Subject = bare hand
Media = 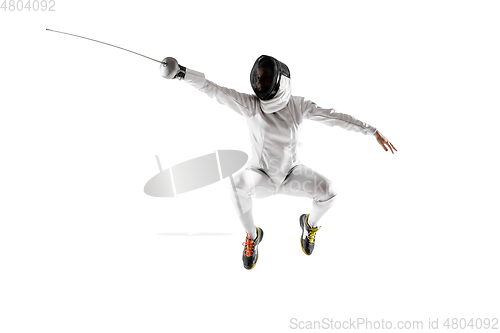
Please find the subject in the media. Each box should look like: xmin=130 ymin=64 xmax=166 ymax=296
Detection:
xmin=374 ymin=130 xmax=397 ymax=154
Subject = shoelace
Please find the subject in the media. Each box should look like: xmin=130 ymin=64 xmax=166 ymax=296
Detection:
xmin=307 ymin=226 xmax=321 ymax=244
xmin=242 ymin=233 xmax=255 ymax=257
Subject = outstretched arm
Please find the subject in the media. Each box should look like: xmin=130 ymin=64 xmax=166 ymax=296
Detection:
xmin=302 ymin=99 xmax=397 ymax=154
xmin=303 ymin=99 xmax=377 ymax=134
xmin=159 ymin=57 xmax=257 ymax=118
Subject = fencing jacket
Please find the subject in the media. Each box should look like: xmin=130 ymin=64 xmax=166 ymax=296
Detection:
xmin=183 ymin=70 xmax=377 ymax=186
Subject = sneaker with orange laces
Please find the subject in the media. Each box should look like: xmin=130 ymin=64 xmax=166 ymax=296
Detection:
xmin=300 ymin=214 xmax=321 ymax=255
xmin=242 ymin=227 xmax=264 ymax=270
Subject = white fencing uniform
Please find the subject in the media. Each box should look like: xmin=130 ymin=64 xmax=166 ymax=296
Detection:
xmin=183 ymin=70 xmax=377 ymax=237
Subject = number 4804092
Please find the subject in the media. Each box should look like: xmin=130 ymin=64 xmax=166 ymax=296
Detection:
xmin=1 ymin=0 xmax=56 ymax=11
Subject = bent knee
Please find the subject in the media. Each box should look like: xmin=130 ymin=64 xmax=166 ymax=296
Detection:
xmin=316 ymin=180 xmax=338 ymax=202
xmin=230 ymin=177 xmax=252 ymax=198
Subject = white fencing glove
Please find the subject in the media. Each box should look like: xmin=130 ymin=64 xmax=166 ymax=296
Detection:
xmin=159 ymin=57 xmax=186 ymax=79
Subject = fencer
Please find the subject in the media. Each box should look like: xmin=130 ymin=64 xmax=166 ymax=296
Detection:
xmin=160 ymin=55 xmax=397 ymax=270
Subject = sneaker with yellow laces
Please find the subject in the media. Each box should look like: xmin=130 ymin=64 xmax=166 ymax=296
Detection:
xmin=299 ymin=214 xmax=321 ymax=255
xmin=242 ymin=227 xmax=264 ymax=270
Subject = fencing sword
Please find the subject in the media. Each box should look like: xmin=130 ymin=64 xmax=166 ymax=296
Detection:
xmin=48 ymin=29 xmax=247 ymax=235
xmin=46 ymin=28 xmax=166 ymax=64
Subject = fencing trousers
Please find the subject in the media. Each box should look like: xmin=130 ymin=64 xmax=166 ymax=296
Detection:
xmin=229 ymin=164 xmax=337 ymax=238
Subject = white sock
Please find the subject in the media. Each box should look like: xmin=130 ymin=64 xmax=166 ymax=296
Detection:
xmin=308 ymin=195 xmax=336 ymax=227
xmin=240 ymin=209 xmax=257 ymax=239
xmin=230 ymin=186 xmax=257 ymax=239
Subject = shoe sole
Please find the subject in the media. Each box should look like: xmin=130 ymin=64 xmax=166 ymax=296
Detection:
xmin=247 ymin=253 xmax=259 ymax=270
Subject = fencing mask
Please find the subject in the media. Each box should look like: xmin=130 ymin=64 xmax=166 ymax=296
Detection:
xmin=250 ymin=55 xmax=291 ymax=113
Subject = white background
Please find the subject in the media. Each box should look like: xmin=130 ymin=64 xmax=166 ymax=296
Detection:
xmin=1 ymin=1 xmax=499 ymax=332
